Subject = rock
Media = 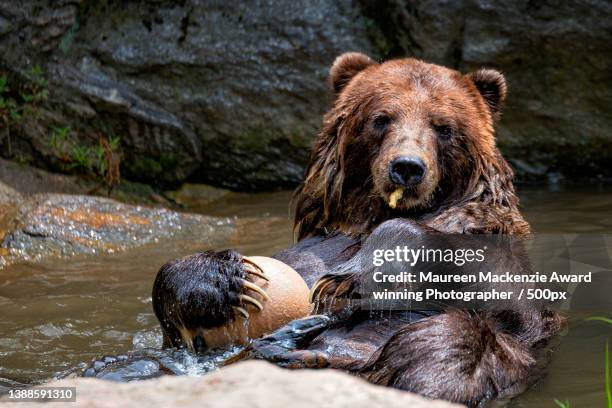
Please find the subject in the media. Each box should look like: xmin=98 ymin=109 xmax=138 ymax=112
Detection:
xmin=1 ymin=1 xmax=609 ymax=189
xmin=0 ymin=0 xmax=373 ymax=190
xmin=2 ymin=361 xmax=464 ymax=407
xmin=165 ymin=183 xmax=230 ymax=208
xmin=0 ymin=377 xmax=27 ymax=396
xmin=0 ymin=194 xmax=235 ymax=269
xmin=0 ymin=158 xmax=172 ymax=207
xmin=0 ymin=180 xmax=21 ymax=204
xmin=0 ymin=180 xmax=22 ymax=250
xmin=0 ymin=158 xmax=91 ymax=197
xmin=359 ymin=0 xmax=612 ymax=180
xmin=0 ymin=180 xmax=21 ymax=217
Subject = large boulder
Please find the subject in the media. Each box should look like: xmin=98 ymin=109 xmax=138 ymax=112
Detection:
xmin=359 ymin=0 xmax=612 ymax=179
xmin=1 ymin=1 xmax=610 ymax=189
xmin=1 ymin=361 xmax=463 ymax=407
xmin=0 ymin=193 xmax=235 ymax=268
xmin=0 ymin=0 xmax=373 ymax=190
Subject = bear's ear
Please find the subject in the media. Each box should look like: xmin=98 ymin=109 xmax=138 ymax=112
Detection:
xmin=466 ymin=69 xmax=507 ymax=118
xmin=329 ymin=52 xmax=377 ymax=94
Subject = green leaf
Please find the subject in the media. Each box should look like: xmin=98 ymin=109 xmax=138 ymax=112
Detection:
xmin=606 ymin=341 xmax=611 ymax=408
xmin=553 ymin=398 xmax=569 ymax=408
xmin=71 ymin=145 xmax=93 ymax=170
xmin=30 ymin=65 xmax=43 ymax=78
xmin=52 ymin=126 xmax=70 ymax=139
xmin=108 ymin=134 xmax=121 ymax=150
xmin=9 ymin=109 xmax=21 ymax=120
xmin=36 ymin=89 xmax=49 ymax=100
xmin=586 ymin=317 xmax=612 ymax=326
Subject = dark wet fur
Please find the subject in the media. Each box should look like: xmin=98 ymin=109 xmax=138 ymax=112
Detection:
xmin=152 ymin=250 xmax=247 ymax=347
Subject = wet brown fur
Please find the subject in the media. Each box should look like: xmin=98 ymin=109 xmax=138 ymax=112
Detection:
xmin=290 ymin=53 xmax=559 ymax=405
xmin=293 ymin=53 xmax=530 ymax=238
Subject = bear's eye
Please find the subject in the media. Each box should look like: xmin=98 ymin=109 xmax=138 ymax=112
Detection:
xmin=434 ymin=124 xmax=453 ymax=140
xmin=372 ymin=115 xmax=391 ymax=131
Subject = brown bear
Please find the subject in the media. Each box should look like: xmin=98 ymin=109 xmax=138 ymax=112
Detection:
xmin=90 ymin=53 xmax=563 ymax=406
xmin=294 ymin=52 xmax=530 ymax=237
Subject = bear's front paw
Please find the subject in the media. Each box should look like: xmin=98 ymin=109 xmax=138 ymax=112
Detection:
xmin=153 ymin=250 xmax=273 ymax=350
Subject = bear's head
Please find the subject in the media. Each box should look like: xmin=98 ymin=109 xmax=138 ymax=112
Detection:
xmin=294 ymin=52 xmax=516 ymax=238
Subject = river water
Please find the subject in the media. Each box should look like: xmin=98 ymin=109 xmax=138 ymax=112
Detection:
xmin=0 ymin=185 xmax=610 ymax=406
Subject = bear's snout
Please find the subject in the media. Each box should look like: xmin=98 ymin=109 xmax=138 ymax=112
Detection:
xmin=388 ymin=157 xmax=426 ymax=186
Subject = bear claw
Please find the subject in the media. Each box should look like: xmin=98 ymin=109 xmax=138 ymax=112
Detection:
xmin=242 ymin=257 xmax=269 ymax=281
xmin=232 ymin=305 xmax=250 ymax=319
xmin=240 ymin=279 xmax=269 ymax=300
xmin=309 ymin=273 xmax=358 ymax=316
xmin=309 ymin=275 xmax=335 ymax=302
xmin=239 ymin=294 xmax=264 ymax=311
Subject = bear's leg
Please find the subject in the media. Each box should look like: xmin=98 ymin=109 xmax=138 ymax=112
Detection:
xmin=152 ymin=250 xmax=269 ymax=351
xmin=360 ymin=309 xmax=562 ymax=406
xmin=222 ymin=315 xmax=332 ymax=368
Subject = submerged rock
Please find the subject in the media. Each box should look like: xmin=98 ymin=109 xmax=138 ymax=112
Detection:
xmin=0 ymin=194 xmax=235 ymax=269
xmin=165 ymin=183 xmax=230 ymax=208
xmin=3 ymin=361 xmax=463 ymax=407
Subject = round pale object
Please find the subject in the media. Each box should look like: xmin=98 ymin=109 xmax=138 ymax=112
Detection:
xmin=202 ymin=256 xmax=312 ymax=347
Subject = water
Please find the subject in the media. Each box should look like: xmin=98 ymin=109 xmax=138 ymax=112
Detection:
xmin=0 ymin=185 xmax=611 ymax=406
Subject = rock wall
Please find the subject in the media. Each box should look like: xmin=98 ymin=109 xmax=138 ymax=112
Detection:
xmin=0 ymin=0 xmax=372 ymax=190
xmin=360 ymin=0 xmax=612 ymax=180
xmin=0 ymin=0 xmax=610 ymax=189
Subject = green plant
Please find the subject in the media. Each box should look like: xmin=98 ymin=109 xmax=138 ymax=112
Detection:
xmin=554 ymin=399 xmax=570 ymax=408
xmin=0 ymin=67 xmax=49 ymax=156
xmin=107 ymin=133 xmax=120 ymax=150
xmin=585 ymin=316 xmax=612 ymax=408
xmin=94 ymin=143 xmax=106 ymax=175
xmin=69 ymin=145 xmax=93 ymax=171
xmin=49 ymin=126 xmax=71 ymax=149
xmin=0 ymin=75 xmax=18 ymax=155
xmin=0 ymin=76 xmax=18 ymax=113
xmin=19 ymin=66 xmax=48 ymax=119
xmin=2 ymin=66 xmax=49 ymax=120
xmin=0 ymin=75 xmax=19 ymax=119
xmin=92 ymin=133 xmax=120 ymax=175
xmin=47 ymin=125 xmax=122 ymax=194
xmin=587 ymin=316 xmax=612 ymax=326
xmin=24 ymin=65 xmax=49 ymax=100
xmin=12 ymin=152 xmax=32 ymax=165
xmin=553 ymin=316 xmax=612 ymax=407
xmin=606 ymin=341 xmax=611 ymax=408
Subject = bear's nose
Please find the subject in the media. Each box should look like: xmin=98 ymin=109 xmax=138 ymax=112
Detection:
xmin=388 ymin=157 xmax=426 ymax=186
